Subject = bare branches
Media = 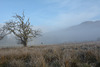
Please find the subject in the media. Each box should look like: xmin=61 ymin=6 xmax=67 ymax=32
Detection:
xmin=0 ymin=26 xmax=10 ymax=40
xmin=5 ymin=12 xmax=41 ymax=46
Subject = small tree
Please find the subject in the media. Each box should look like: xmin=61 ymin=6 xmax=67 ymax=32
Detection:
xmin=5 ymin=12 xmax=41 ymax=47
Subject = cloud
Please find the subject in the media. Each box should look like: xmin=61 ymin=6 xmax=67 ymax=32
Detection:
xmin=27 ymin=0 xmax=100 ymax=33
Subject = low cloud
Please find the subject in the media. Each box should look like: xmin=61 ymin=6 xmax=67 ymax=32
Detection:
xmin=28 ymin=0 xmax=100 ymax=33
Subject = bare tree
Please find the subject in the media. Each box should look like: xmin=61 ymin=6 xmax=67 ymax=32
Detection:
xmin=5 ymin=12 xmax=41 ymax=47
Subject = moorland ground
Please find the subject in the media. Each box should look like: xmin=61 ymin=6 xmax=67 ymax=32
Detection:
xmin=0 ymin=41 xmax=100 ymax=67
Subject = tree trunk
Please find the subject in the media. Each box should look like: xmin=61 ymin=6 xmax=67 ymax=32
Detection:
xmin=23 ymin=41 xmax=27 ymax=47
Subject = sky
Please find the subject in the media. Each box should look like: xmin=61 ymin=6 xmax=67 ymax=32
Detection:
xmin=0 ymin=0 xmax=100 ymax=32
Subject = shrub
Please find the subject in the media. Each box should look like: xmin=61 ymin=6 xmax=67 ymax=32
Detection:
xmin=76 ymin=51 xmax=97 ymax=64
xmin=43 ymin=49 xmax=61 ymax=67
xmin=9 ymin=59 xmax=25 ymax=67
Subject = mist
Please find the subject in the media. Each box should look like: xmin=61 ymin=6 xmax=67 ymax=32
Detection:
xmin=34 ymin=20 xmax=100 ymax=45
xmin=0 ymin=20 xmax=100 ymax=46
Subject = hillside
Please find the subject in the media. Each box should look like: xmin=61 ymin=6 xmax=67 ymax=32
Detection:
xmin=36 ymin=21 xmax=100 ymax=44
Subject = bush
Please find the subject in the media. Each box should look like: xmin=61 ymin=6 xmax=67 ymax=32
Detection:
xmin=43 ymin=49 xmax=61 ymax=67
xmin=9 ymin=59 xmax=25 ymax=67
xmin=76 ymin=51 xmax=97 ymax=64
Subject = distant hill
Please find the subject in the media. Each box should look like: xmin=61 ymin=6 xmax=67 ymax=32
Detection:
xmin=35 ymin=20 xmax=100 ymax=44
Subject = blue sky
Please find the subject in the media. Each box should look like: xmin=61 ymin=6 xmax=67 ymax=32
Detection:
xmin=0 ymin=0 xmax=100 ymax=32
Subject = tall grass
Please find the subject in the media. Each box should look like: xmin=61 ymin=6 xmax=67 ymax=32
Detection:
xmin=0 ymin=42 xmax=100 ymax=67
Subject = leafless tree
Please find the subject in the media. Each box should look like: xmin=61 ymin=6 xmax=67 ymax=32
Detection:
xmin=5 ymin=12 xmax=41 ymax=47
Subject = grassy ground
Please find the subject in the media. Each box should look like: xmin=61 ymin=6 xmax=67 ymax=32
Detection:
xmin=0 ymin=42 xmax=100 ymax=67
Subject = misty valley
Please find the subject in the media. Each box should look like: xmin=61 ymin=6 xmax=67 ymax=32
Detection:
xmin=0 ymin=0 xmax=100 ymax=67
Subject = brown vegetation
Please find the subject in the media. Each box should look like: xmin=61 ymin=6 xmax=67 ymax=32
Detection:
xmin=0 ymin=42 xmax=100 ymax=67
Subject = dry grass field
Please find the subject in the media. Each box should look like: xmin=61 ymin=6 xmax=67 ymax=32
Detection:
xmin=0 ymin=41 xmax=100 ymax=67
